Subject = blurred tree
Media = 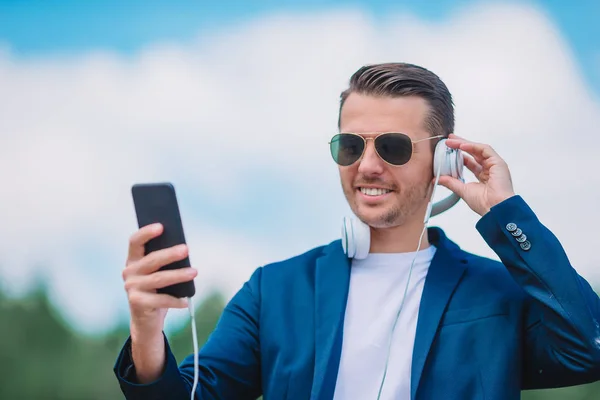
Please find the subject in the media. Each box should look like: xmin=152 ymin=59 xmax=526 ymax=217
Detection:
xmin=0 ymin=285 xmax=224 ymax=400
xmin=0 ymin=284 xmax=598 ymax=399
xmin=170 ymin=290 xmax=226 ymax=363
xmin=523 ymin=383 xmax=600 ymax=400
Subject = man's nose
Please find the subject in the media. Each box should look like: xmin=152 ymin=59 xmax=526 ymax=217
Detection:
xmin=357 ymin=140 xmax=385 ymax=176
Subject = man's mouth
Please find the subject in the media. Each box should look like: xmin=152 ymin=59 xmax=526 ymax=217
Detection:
xmin=358 ymin=187 xmax=393 ymax=196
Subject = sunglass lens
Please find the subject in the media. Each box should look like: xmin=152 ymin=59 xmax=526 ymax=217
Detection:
xmin=375 ymin=133 xmax=413 ymax=165
xmin=330 ymin=134 xmax=364 ymax=166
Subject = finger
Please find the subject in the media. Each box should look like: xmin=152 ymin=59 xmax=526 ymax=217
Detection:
xmin=133 ymin=244 xmax=189 ymax=275
xmin=442 ymin=136 xmax=472 ymax=152
xmin=128 ymin=291 xmax=190 ymax=310
xmin=445 ymin=135 xmax=487 ymax=152
xmin=444 ymin=137 xmax=493 ymax=175
xmin=126 ymin=267 xmax=197 ymax=292
xmin=444 ymin=140 xmax=485 ymax=165
xmin=447 ymin=133 xmax=467 ymax=141
xmin=448 ymin=133 xmax=472 ymax=142
xmin=437 ymin=175 xmax=465 ymax=198
xmin=463 ymin=153 xmax=484 ymax=179
xmin=127 ymin=223 xmax=163 ymax=264
xmin=456 ymin=142 xmax=500 ymax=164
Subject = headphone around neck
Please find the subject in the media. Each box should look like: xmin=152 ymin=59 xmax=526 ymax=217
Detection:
xmin=341 ymin=138 xmax=464 ymax=260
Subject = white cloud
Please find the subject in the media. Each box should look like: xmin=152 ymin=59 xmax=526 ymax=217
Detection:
xmin=0 ymin=3 xmax=599 ymax=334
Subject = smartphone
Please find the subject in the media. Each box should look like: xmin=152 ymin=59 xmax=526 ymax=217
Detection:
xmin=131 ymin=182 xmax=196 ymax=298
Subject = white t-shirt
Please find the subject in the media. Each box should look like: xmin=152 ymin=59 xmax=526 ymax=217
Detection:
xmin=332 ymin=245 xmax=436 ymax=400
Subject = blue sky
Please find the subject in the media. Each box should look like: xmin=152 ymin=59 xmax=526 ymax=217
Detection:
xmin=1 ymin=0 xmax=599 ymax=96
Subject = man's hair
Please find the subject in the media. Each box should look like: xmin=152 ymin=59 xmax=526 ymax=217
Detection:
xmin=338 ymin=62 xmax=455 ymax=141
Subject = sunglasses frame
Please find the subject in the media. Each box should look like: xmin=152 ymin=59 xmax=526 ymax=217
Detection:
xmin=329 ymin=132 xmax=444 ymax=167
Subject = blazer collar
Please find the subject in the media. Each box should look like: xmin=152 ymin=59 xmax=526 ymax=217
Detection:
xmin=311 ymin=239 xmax=351 ymax=400
xmin=410 ymin=227 xmax=468 ymax=399
xmin=310 ymin=227 xmax=468 ymax=400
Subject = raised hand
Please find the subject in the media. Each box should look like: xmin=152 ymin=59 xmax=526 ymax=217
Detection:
xmin=122 ymin=223 xmax=198 ymax=383
xmin=437 ymin=134 xmax=516 ymax=216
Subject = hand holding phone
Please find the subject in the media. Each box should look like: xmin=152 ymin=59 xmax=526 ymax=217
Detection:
xmin=122 ymin=183 xmax=198 ymax=383
xmin=128 ymin=182 xmax=196 ymax=298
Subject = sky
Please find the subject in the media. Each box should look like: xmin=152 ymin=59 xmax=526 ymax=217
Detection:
xmin=1 ymin=0 xmax=599 ymax=335
xmin=1 ymin=0 xmax=599 ymax=96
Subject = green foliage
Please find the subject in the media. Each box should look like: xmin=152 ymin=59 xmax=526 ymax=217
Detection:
xmin=1 ymin=286 xmax=599 ymax=399
xmin=0 ymin=286 xmax=224 ymax=400
xmin=523 ymin=384 xmax=600 ymax=400
xmin=169 ymin=290 xmax=226 ymax=364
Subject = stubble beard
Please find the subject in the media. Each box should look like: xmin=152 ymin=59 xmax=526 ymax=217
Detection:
xmin=344 ymin=180 xmax=431 ymax=229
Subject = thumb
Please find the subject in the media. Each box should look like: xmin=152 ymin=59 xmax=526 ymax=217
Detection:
xmin=437 ymin=176 xmax=465 ymax=197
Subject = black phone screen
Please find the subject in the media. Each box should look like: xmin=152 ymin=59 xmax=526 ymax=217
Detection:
xmin=131 ymin=182 xmax=196 ymax=298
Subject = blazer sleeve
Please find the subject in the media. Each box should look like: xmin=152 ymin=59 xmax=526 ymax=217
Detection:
xmin=475 ymin=195 xmax=600 ymax=389
xmin=113 ymin=267 xmax=264 ymax=400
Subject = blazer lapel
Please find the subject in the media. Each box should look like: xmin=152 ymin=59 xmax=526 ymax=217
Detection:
xmin=311 ymin=240 xmax=351 ymax=400
xmin=411 ymin=228 xmax=468 ymax=400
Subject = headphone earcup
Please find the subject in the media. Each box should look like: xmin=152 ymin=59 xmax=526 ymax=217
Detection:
xmin=455 ymin=150 xmax=464 ymax=180
xmin=433 ymin=138 xmax=464 ymax=180
xmin=341 ymin=216 xmax=370 ymax=260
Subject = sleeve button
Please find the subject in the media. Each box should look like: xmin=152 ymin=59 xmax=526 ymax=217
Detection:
xmin=520 ymin=241 xmax=531 ymax=251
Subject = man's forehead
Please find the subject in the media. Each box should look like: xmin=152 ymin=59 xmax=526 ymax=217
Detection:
xmin=339 ymin=93 xmax=430 ymax=138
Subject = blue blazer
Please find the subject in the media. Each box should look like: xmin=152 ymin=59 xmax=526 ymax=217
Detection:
xmin=114 ymin=196 xmax=600 ymax=399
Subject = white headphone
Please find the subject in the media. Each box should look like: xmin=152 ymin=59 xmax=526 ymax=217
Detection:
xmin=341 ymin=138 xmax=464 ymax=259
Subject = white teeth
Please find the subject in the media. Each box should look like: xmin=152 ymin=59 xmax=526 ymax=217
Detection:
xmin=360 ymin=187 xmax=391 ymax=196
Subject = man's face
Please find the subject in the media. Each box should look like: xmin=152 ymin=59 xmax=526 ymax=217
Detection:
xmin=338 ymin=93 xmax=435 ymax=229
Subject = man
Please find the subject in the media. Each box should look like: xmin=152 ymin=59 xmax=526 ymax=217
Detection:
xmin=114 ymin=63 xmax=600 ymax=399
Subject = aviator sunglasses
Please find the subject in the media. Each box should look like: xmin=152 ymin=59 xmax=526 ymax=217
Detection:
xmin=329 ymin=132 xmax=443 ymax=167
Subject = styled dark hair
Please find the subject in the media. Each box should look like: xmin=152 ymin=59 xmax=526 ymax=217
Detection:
xmin=338 ymin=62 xmax=455 ymax=141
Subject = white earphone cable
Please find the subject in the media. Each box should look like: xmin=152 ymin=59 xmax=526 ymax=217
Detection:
xmin=376 ymin=151 xmax=444 ymax=399
xmin=187 ymin=296 xmax=199 ymax=400
xmin=375 ymin=223 xmax=428 ymax=399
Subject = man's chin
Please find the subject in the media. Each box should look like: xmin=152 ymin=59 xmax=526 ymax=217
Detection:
xmin=353 ymin=208 xmax=399 ymax=228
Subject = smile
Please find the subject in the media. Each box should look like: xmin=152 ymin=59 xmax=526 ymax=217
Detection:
xmin=359 ymin=187 xmax=392 ymax=196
